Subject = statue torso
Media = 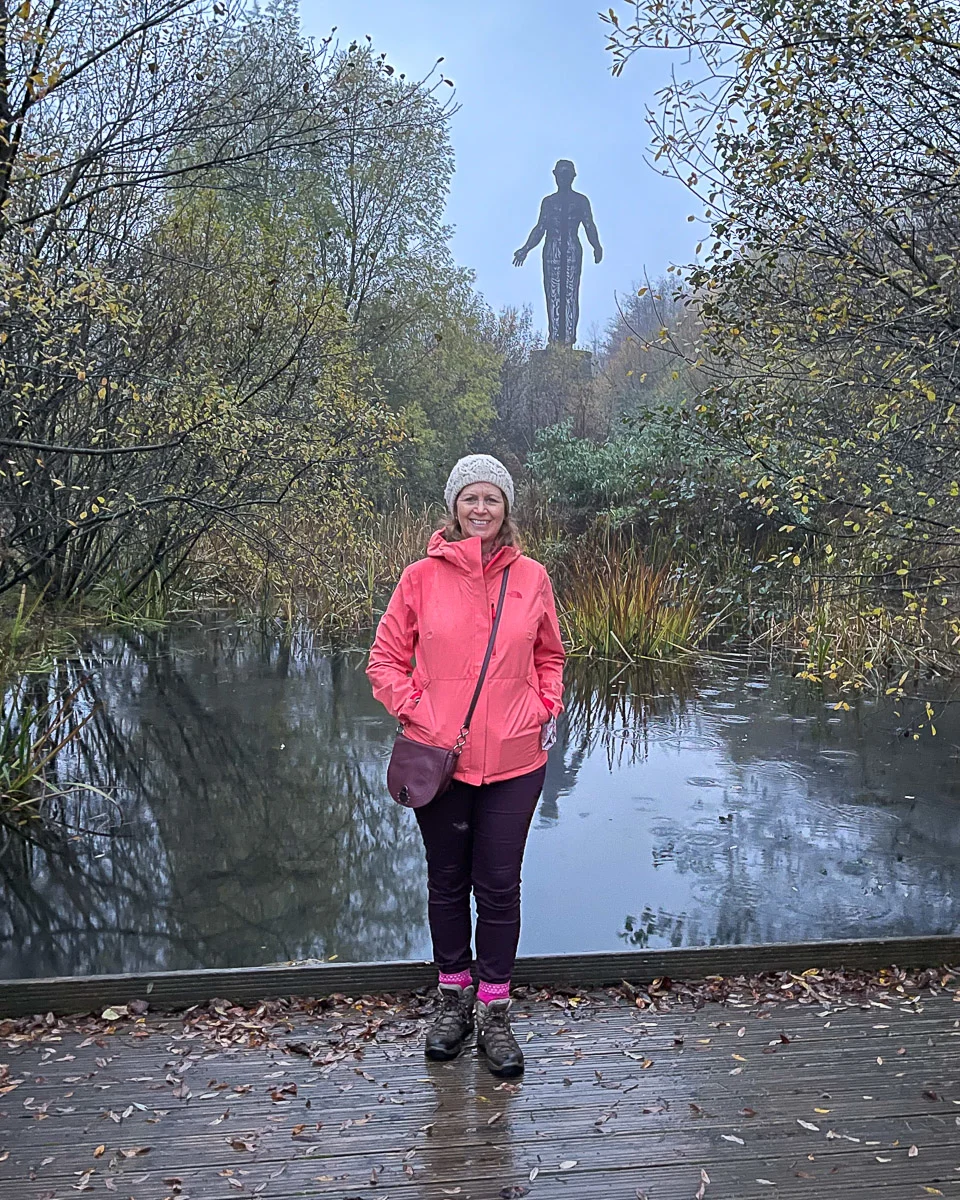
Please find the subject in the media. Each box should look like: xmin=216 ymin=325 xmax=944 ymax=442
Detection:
xmin=541 ymin=190 xmax=590 ymax=240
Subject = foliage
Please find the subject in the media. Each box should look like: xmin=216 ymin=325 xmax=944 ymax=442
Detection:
xmin=0 ymin=0 xmax=477 ymax=607
xmin=378 ymin=279 xmax=502 ymax=500
xmin=605 ymin=0 xmax=960 ymax=681
xmin=189 ymin=495 xmax=441 ymax=633
xmin=554 ymin=524 xmax=707 ymax=661
xmin=598 ymin=279 xmax=695 ymax=419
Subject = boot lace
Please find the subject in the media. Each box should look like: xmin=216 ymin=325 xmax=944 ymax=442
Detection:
xmin=482 ymin=1004 xmax=519 ymax=1056
xmin=432 ymin=989 xmax=470 ymax=1037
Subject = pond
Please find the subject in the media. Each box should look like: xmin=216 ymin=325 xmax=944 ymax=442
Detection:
xmin=2 ymin=623 xmax=959 ymax=980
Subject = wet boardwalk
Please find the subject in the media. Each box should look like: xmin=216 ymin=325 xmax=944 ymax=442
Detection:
xmin=2 ymin=970 xmax=959 ymax=1200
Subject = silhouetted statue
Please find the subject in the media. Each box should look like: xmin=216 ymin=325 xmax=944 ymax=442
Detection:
xmin=514 ymin=160 xmax=602 ymax=345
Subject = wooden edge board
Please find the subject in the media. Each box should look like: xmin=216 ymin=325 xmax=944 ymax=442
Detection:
xmin=1 ymin=934 xmax=958 ymax=1018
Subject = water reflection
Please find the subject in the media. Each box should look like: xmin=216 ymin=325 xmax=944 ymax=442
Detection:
xmin=1 ymin=627 xmax=427 ymax=978
xmin=2 ymin=625 xmax=959 ymax=980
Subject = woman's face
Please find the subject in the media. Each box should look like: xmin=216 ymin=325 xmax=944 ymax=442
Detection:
xmin=456 ymin=483 xmax=506 ymax=547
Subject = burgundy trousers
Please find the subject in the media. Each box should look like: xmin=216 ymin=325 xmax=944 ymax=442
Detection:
xmin=414 ymin=765 xmax=546 ymax=984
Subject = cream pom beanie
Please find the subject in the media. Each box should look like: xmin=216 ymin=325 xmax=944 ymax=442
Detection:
xmin=443 ymin=454 xmax=515 ymax=515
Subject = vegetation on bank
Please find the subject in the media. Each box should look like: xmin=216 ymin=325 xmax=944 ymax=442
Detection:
xmin=2 ymin=0 xmax=959 ymax=701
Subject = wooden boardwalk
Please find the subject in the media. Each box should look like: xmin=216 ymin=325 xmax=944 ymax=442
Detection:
xmin=2 ymin=971 xmax=960 ymax=1199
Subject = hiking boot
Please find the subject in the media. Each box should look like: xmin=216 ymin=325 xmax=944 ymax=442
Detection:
xmin=424 ymin=984 xmax=476 ymax=1060
xmin=476 ymin=997 xmax=524 ymax=1077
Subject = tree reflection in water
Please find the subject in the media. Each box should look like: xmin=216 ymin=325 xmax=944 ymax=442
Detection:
xmin=0 ymin=625 xmax=428 ymax=978
xmin=3 ymin=631 xmax=960 ymax=979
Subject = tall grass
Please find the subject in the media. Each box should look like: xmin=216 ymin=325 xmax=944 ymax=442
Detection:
xmin=0 ymin=585 xmax=78 ymax=681
xmin=182 ymin=495 xmax=441 ymax=635
xmin=791 ymin=573 xmax=955 ymax=691
xmin=0 ymin=678 xmax=102 ymax=839
xmin=544 ymin=524 xmax=714 ymax=662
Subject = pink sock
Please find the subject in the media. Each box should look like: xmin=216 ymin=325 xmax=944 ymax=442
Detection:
xmin=477 ymin=981 xmax=510 ymax=1005
xmin=438 ymin=970 xmax=472 ymax=989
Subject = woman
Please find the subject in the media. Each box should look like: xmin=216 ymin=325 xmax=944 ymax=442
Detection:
xmin=367 ymin=454 xmax=565 ymax=1077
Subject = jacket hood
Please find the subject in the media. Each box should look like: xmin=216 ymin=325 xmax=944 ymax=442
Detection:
xmin=426 ymin=528 xmax=521 ymax=574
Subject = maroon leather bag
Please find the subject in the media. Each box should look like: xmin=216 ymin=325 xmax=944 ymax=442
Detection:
xmin=387 ymin=567 xmax=510 ymax=808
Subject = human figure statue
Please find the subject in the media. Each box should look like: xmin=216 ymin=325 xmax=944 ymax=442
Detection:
xmin=513 ymin=160 xmax=602 ymax=346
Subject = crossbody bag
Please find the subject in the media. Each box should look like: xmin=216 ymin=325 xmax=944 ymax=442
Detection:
xmin=386 ymin=566 xmax=510 ymax=809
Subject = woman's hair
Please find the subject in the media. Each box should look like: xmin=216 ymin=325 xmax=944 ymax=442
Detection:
xmin=442 ymin=488 xmax=521 ymax=551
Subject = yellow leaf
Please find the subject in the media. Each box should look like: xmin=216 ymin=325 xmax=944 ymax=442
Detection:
xmin=17 ymin=0 xmax=30 ymax=18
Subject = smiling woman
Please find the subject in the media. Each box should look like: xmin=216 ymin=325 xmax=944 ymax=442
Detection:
xmin=366 ymin=453 xmax=565 ymax=1079
xmin=454 ymin=484 xmax=506 ymax=552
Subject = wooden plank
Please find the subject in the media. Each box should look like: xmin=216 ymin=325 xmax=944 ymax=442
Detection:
xmin=3 ymin=1120 xmax=959 ymax=1198
xmin=2 ymin=992 xmax=959 ymax=1200
xmin=2 ymin=934 xmax=959 ymax=1017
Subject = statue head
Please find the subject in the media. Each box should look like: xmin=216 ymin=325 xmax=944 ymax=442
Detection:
xmin=553 ymin=159 xmax=576 ymax=188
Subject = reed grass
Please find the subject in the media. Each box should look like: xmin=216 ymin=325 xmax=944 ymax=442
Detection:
xmin=0 ymin=677 xmax=101 ymax=837
xmin=182 ymin=494 xmax=440 ymax=635
xmin=83 ymin=568 xmax=172 ymax=628
xmin=0 ymin=586 xmax=78 ymax=682
xmin=553 ymin=528 xmax=710 ymax=662
xmin=791 ymin=574 xmax=957 ymax=691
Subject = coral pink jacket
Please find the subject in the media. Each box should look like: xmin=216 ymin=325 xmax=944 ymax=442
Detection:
xmin=367 ymin=531 xmax=565 ymax=785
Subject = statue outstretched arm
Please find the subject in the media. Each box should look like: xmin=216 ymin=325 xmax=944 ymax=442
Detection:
xmin=582 ymin=198 xmax=603 ymax=264
xmin=513 ymin=201 xmax=547 ymax=267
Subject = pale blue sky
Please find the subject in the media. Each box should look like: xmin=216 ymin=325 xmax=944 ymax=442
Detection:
xmin=300 ymin=0 xmax=696 ymax=343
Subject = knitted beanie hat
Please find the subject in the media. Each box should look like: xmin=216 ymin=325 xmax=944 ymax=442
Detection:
xmin=443 ymin=454 xmax=515 ymax=515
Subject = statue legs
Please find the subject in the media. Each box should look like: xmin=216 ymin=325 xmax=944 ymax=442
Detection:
xmin=542 ymin=237 xmax=583 ymax=345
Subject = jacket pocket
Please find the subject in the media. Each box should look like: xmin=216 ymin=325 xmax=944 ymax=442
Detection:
xmin=527 ymin=680 xmax=549 ymax=725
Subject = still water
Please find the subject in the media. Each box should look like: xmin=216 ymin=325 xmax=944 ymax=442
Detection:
xmin=2 ymin=623 xmax=959 ymax=980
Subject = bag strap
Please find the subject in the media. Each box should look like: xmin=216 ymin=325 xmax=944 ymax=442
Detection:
xmin=453 ymin=565 xmax=511 ymax=755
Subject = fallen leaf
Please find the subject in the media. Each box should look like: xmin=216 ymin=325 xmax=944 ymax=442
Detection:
xmin=722 ymin=1134 xmax=745 ymax=1145
xmin=559 ymin=1159 xmax=577 ymax=1170
xmin=93 ymin=1145 xmax=105 ymax=1158
xmin=797 ymin=1120 xmax=820 ymax=1132
xmin=908 ymin=1144 xmax=919 ymax=1157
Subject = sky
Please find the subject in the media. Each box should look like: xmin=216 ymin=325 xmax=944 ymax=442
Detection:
xmin=299 ymin=0 xmax=697 ymax=344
